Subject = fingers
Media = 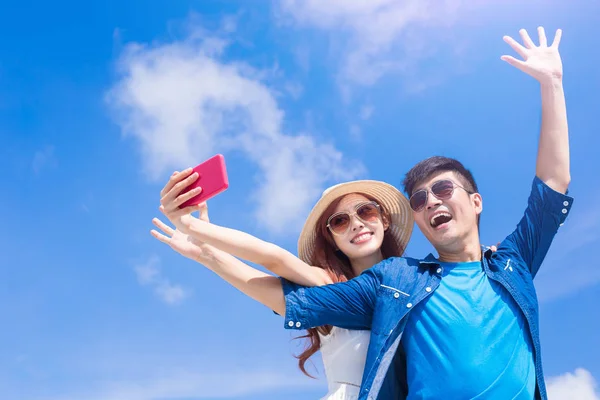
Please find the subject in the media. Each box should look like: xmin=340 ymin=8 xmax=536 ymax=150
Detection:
xmin=160 ymin=172 xmax=200 ymax=211
xmin=172 ymin=186 xmax=203 ymax=210
xmin=160 ymin=168 xmax=194 ymax=198
xmin=502 ymin=36 xmax=528 ymax=59
xmin=537 ymin=26 xmax=547 ymax=47
xmin=152 ymin=217 xmax=175 ymax=236
xmin=197 ymin=202 xmax=210 ymax=222
xmin=159 ymin=171 xmax=177 ymax=198
xmin=519 ymin=28 xmax=535 ymax=49
xmin=500 ymin=55 xmax=527 ymax=71
xmin=179 ymin=205 xmax=201 ymax=218
xmin=551 ymin=29 xmax=562 ymax=48
xmin=159 ymin=203 xmax=198 ymax=224
xmin=150 ymin=229 xmax=171 ymax=245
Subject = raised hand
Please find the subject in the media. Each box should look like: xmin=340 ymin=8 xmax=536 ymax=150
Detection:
xmin=502 ymin=27 xmax=563 ymax=84
xmin=159 ymin=169 xmax=204 ymax=233
xmin=151 ymin=218 xmax=214 ymax=267
xmin=152 ymin=200 xmax=211 ymax=260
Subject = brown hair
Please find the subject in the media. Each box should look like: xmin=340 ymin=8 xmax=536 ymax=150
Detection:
xmin=294 ymin=193 xmax=404 ymax=377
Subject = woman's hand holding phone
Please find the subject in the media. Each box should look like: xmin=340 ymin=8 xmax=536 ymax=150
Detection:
xmin=155 ymin=154 xmax=226 ymax=262
xmin=159 ymin=168 xmax=205 ymax=234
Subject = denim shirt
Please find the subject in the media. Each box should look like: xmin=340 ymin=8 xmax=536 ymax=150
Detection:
xmin=281 ymin=177 xmax=573 ymax=400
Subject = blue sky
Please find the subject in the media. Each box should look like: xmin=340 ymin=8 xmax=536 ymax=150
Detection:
xmin=1 ymin=0 xmax=599 ymax=399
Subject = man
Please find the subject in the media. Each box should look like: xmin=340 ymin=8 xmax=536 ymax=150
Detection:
xmin=280 ymin=27 xmax=571 ymax=399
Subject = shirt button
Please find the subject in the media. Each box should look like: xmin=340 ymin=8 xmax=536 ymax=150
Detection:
xmin=436 ymin=267 xmax=442 ymax=274
xmin=562 ymin=208 xmax=568 ymax=214
xmin=406 ymin=303 xmax=413 ymax=308
xmin=563 ymin=201 xmax=569 ymax=206
xmin=426 ymin=287 xmax=432 ymax=292
xmin=295 ymin=321 xmax=301 ymax=328
xmin=559 ymin=223 xmax=564 ymax=226
xmin=288 ymin=321 xmax=294 ymax=327
xmin=393 ymin=292 xmax=400 ymax=298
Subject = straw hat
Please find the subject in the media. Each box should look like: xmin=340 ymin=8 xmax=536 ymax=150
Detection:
xmin=297 ymin=180 xmax=414 ymax=264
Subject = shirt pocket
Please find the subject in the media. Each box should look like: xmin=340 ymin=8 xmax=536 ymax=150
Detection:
xmin=371 ymin=284 xmax=411 ymax=335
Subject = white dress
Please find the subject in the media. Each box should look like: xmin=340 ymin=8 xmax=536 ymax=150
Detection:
xmin=318 ymin=327 xmax=370 ymax=400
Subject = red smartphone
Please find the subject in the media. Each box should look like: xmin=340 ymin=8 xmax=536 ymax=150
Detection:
xmin=178 ymin=154 xmax=229 ymax=209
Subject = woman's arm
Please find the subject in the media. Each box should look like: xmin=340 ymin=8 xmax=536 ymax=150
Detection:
xmin=151 ymin=218 xmax=286 ymax=314
xmin=201 ymin=244 xmax=286 ymax=314
xmin=158 ymin=168 xmax=332 ymax=287
xmin=151 ymin=217 xmax=378 ymax=331
xmin=184 ymin=215 xmax=333 ymax=286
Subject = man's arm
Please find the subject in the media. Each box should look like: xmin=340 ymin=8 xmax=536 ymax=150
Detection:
xmin=152 ymin=215 xmax=383 ymax=329
xmin=280 ymin=260 xmax=386 ymax=331
xmin=502 ymin=27 xmax=570 ymax=193
xmin=500 ymin=177 xmax=572 ymax=277
xmin=500 ymin=27 xmax=573 ymax=276
xmin=537 ymin=79 xmax=569 ymax=193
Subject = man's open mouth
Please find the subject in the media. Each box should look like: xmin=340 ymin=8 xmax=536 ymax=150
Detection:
xmin=430 ymin=212 xmax=453 ymax=228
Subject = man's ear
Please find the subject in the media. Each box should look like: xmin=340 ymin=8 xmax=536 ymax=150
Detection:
xmin=472 ymin=193 xmax=483 ymax=215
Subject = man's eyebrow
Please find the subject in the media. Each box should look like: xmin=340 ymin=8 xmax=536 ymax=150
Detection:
xmin=413 ymin=183 xmax=428 ymax=192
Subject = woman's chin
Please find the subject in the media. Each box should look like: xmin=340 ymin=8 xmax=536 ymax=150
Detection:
xmin=345 ymin=242 xmax=382 ymax=260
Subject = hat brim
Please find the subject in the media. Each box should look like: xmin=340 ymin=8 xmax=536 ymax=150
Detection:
xmin=297 ymin=180 xmax=414 ymax=265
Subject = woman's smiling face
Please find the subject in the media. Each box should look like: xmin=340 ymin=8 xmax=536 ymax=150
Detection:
xmin=328 ymin=193 xmax=388 ymax=262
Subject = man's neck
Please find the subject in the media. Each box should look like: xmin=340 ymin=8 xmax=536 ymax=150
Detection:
xmin=436 ymin=239 xmax=482 ymax=263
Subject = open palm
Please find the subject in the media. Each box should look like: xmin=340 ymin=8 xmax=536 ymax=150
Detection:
xmin=151 ymin=217 xmax=214 ymax=265
xmin=502 ymin=27 xmax=563 ymax=83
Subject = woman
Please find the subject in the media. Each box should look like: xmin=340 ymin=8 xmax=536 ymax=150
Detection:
xmin=151 ymin=168 xmax=413 ymax=399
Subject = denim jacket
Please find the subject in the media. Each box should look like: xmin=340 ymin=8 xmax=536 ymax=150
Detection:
xmin=281 ymin=177 xmax=573 ymax=399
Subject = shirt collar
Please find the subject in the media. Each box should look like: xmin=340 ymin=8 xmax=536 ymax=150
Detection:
xmin=419 ymin=245 xmax=490 ymax=267
xmin=419 ymin=253 xmax=440 ymax=267
xmin=481 ymin=245 xmax=493 ymax=259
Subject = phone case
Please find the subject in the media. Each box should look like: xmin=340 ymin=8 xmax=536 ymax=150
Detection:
xmin=178 ymin=154 xmax=229 ymax=208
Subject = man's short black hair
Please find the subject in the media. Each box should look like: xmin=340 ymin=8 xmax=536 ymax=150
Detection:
xmin=402 ymin=156 xmax=478 ymax=197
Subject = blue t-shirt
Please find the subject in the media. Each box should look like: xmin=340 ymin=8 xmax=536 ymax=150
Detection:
xmin=402 ymin=261 xmax=536 ymax=399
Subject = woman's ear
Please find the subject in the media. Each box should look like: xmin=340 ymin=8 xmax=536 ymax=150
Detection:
xmin=383 ymin=215 xmax=390 ymax=231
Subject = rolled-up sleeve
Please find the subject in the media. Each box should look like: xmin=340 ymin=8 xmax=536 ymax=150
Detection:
xmin=279 ymin=266 xmax=381 ymax=331
xmin=504 ymin=176 xmax=574 ymax=277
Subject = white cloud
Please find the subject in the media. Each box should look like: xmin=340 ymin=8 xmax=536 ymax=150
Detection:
xmin=32 ymin=145 xmax=57 ymax=174
xmin=349 ymin=124 xmax=362 ymax=141
xmin=154 ymin=281 xmax=187 ymax=305
xmin=37 ymin=370 xmax=319 ymax=400
xmin=547 ymin=368 xmax=599 ymax=400
xmin=241 ymin=133 xmax=363 ymax=233
xmin=134 ymin=255 xmax=189 ymax=305
xmin=284 ymin=81 xmax=304 ymax=99
xmin=278 ymin=0 xmax=464 ymax=90
xmin=359 ymin=104 xmax=374 ymax=120
xmin=107 ymin=23 xmax=362 ymax=234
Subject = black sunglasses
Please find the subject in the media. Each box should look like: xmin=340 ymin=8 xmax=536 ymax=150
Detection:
xmin=409 ymin=179 xmax=473 ymax=212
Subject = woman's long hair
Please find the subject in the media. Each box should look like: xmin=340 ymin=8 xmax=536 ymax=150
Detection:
xmin=294 ymin=193 xmax=404 ymax=377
